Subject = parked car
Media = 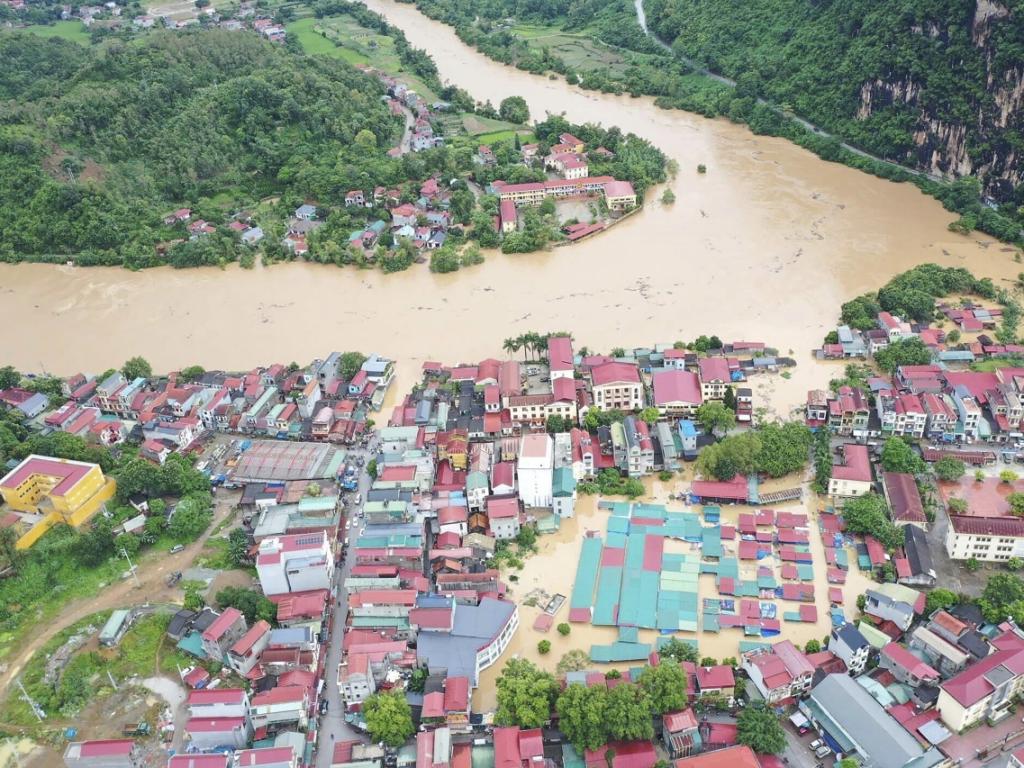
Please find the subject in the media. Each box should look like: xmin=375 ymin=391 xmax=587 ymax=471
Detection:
xmin=170 ymin=544 xmax=185 ymax=554
xmin=815 ymin=746 xmax=832 ymax=759
xmin=809 ymin=740 xmax=824 ymax=751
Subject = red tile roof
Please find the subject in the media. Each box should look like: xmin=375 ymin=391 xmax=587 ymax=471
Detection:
xmin=698 ymin=358 xmax=730 ymax=383
xmin=883 ymin=472 xmax=926 ymax=523
xmin=75 ymin=740 xmax=135 ymax=757
xmin=488 ymin=496 xmax=519 ymax=519
xmin=696 ymin=664 xmax=735 ymax=690
xmin=549 ymin=336 xmax=574 ymax=374
xmin=444 ymin=676 xmax=470 ymax=712
xmin=949 ymin=515 xmax=1024 ymax=537
xmin=591 ymin=361 xmax=640 ymax=386
xmin=832 ymin=444 xmax=872 ymax=483
xmin=653 ymin=370 xmax=702 ymax=406
xmin=941 ymin=629 xmax=1024 ymax=706
xmin=201 ymin=608 xmax=243 ymax=642
xmin=0 ymin=455 xmax=93 ymax=496
xmin=882 ymin=642 xmax=938 ymax=680
xmin=229 ymin=620 xmax=270 ymax=656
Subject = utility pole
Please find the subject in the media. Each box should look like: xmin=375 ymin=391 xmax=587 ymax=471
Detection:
xmin=16 ymin=679 xmax=43 ymax=721
xmin=107 ymin=670 xmax=118 ymax=690
xmin=122 ymin=547 xmax=141 ymax=587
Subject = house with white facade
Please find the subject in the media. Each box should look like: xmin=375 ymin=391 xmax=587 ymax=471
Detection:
xmin=256 ymin=531 xmax=334 ymax=596
xmin=517 ymin=433 xmax=553 ymax=508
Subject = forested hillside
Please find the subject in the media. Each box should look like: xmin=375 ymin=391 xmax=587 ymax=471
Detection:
xmin=0 ymin=29 xmax=402 ymax=266
xmin=643 ymin=0 xmax=1024 ymax=200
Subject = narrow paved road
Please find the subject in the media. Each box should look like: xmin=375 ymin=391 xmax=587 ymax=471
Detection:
xmin=631 ymin=0 xmax=943 ymax=183
xmin=313 ymin=440 xmax=378 ymax=767
xmin=0 ymin=493 xmax=238 ymax=705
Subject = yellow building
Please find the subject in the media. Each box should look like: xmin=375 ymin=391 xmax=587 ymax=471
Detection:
xmin=0 ymin=455 xmax=116 ymax=549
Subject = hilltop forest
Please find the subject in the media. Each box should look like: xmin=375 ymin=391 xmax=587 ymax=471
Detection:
xmin=407 ymin=0 xmax=1024 ymax=243
xmin=0 ymin=29 xmax=409 ymax=267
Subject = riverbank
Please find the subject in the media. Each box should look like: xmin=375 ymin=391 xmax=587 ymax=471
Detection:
xmin=1 ymin=0 xmax=1021 ymax=420
xmin=398 ymin=0 xmax=1023 ymax=246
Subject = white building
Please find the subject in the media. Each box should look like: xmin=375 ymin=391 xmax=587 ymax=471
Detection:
xmin=590 ymin=362 xmax=643 ymax=412
xmin=256 ymin=531 xmax=334 ymax=596
xmin=945 ymin=514 xmax=1024 ymax=562
xmin=828 ymin=444 xmax=873 ymax=500
xmin=187 ymin=688 xmax=251 ymax=721
xmin=487 ymin=496 xmax=520 ymax=540
xmin=517 ymin=433 xmax=553 ymax=508
xmin=552 ymin=466 xmax=576 ymax=519
xmin=250 ymin=685 xmax=309 ymax=731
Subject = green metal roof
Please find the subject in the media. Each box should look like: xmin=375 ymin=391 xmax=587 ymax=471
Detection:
xmin=553 ymin=466 xmax=576 ymax=496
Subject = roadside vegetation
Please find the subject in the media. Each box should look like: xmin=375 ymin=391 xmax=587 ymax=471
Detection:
xmin=0 ymin=360 xmax=213 ymax=663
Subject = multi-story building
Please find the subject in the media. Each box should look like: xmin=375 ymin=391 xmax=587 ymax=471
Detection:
xmin=652 ymin=370 xmax=702 ymax=417
xmin=829 ymin=623 xmax=871 ymax=675
xmin=622 ymin=416 xmax=654 ymax=477
xmin=741 ymin=640 xmax=815 ymax=704
xmin=880 ymin=642 xmax=940 ymax=687
xmin=226 ymin=620 xmax=272 ymax=676
xmin=828 ymin=386 xmax=871 ymax=436
xmin=937 ymin=626 xmax=1024 ymax=731
xmin=878 ymin=391 xmax=927 ymax=437
xmin=487 ymin=496 xmax=521 ymax=540
xmin=697 ymin=358 xmax=730 ymax=401
xmin=552 ymin=466 xmax=577 ymax=519
xmin=517 ymin=433 xmax=553 ymax=508
xmin=416 ymin=597 xmax=519 ymax=686
xmin=548 ymin=336 xmax=574 ymax=380
xmin=200 ymin=609 xmax=248 ymax=662
xmin=952 ymin=386 xmax=982 ymax=441
xmin=922 ymin=392 xmax=957 ymax=439
xmin=828 ymin=444 xmax=873 ymax=500
xmin=0 ymin=455 xmax=117 ymax=549
xmin=945 ymin=515 xmax=1024 ymax=562
xmin=590 ymin=362 xmax=643 ymax=412
xmin=256 ymin=531 xmax=334 ymax=596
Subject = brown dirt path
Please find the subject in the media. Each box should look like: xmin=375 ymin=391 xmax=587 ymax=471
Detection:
xmin=0 ymin=497 xmax=236 ymax=704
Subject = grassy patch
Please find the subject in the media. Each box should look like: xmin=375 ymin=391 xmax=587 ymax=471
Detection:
xmin=2 ymin=612 xmax=193 ymax=729
xmin=16 ymin=21 xmax=91 ymax=45
xmin=194 ymin=537 xmax=232 ymax=570
xmin=287 ymin=15 xmax=439 ymax=101
xmin=475 ymin=130 xmax=535 ymax=145
xmin=972 ymin=357 xmax=1024 ymax=371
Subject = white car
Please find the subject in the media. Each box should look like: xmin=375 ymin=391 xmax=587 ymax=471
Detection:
xmin=809 ymin=740 xmax=824 ymax=751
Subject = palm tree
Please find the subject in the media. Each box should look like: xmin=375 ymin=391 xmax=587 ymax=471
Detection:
xmin=503 ymin=337 xmax=520 ymax=358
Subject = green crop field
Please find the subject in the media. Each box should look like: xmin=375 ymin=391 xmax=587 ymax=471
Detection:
xmin=16 ymin=21 xmax=91 ymax=44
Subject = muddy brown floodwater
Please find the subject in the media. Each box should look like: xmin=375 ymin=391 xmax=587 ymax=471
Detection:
xmin=0 ymin=0 xmax=1019 ymax=407
xmin=473 ymin=472 xmax=875 ymax=711
xmin=0 ymin=0 xmax=1017 ymax=703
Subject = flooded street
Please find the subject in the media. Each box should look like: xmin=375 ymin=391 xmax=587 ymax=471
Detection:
xmin=473 ymin=472 xmax=876 ymax=711
xmin=0 ymin=0 xmax=1019 ymax=417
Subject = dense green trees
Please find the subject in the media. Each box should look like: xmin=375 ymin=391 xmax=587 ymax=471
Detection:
xmin=216 ymin=586 xmax=276 ymax=625
xmin=934 ymin=457 xmax=966 ymax=482
xmin=0 ymin=29 xmax=401 ymax=264
xmin=979 ymin=573 xmax=1024 ymax=625
xmin=499 ymin=95 xmax=530 ymax=124
xmin=880 ymin=438 xmax=926 ymax=475
xmin=495 ymin=658 xmax=559 ymax=728
xmin=696 ymin=421 xmax=811 ymax=481
xmin=736 ymin=703 xmax=786 ymax=754
xmin=557 ymin=684 xmax=609 ymax=753
xmin=842 ymin=493 xmax=904 ymax=551
xmin=364 ymin=691 xmax=415 ymax=746
xmin=874 ymin=339 xmax=934 ymax=373
xmin=637 ymin=660 xmax=688 ymax=714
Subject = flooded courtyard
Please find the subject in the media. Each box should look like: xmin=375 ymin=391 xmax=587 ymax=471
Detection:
xmin=473 ymin=472 xmax=875 ymax=710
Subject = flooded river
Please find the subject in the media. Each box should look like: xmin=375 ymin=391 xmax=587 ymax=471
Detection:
xmin=0 ymin=0 xmax=1019 ymax=412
